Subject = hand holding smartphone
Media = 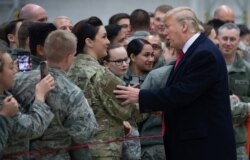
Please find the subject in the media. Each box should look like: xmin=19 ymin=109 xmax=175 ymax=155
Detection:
xmin=40 ymin=61 xmax=48 ymax=80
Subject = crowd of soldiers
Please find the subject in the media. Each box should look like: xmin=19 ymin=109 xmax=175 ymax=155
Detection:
xmin=0 ymin=2 xmax=250 ymax=160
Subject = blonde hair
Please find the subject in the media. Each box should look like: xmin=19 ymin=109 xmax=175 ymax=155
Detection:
xmin=44 ymin=30 xmax=76 ymax=62
xmin=165 ymin=7 xmax=204 ymax=33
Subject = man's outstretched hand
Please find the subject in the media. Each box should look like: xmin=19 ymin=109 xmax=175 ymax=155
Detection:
xmin=113 ymin=85 xmax=140 ymax=105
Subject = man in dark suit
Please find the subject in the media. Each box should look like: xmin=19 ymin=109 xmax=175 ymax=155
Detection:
xmin=114 ymin=7 xmax=236 ymax=160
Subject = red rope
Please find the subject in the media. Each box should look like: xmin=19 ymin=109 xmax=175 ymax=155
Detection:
xmin=3 ymin=135 xmax=163 ymax=158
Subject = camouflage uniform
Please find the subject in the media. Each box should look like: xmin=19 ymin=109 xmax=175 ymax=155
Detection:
xmin=30 ymin=55 xmax=43 ymax=70
xmin=0 ymin=91 xmax=54 ymax=160
xmin=11 ymin=67 xmax=98 ymax=160
xmin=123 ymin=67 xmax=147 ymax=87
xmin=140 ymin=61 xmax=175 ymax=160
xmin=227 ymin=53 xmax=250 ymax=160
xmin=0 ymin=39 xmax=7 ymax=47
xmin=227 ymin=53 xmax=250 ymax=102
xmin=68 ymin=54 xmax=134 ymax=160
xmin=230 ymin=98 xmax=248 ymax=160
xmin=238 ymin=41 xmax=250 ymax=63
xmin=0 ymin=115 xmax=13 ymax=152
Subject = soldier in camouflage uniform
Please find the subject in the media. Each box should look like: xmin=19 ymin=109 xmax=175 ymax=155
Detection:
xmin=0 ymin=45 xmax=55 ymax=160
xmin=68 ymin=17 xmax=134 ymax=160
xmin=121 ymin=39 xmax=155 ymax=160
xmin=0 ymin=44 xmax=15 ymax=153
xmin=122 ymin=69 xmax=143 ymax=160
xmin=226 ymin=52 xmax=250 ymax=160
xmin=230 ymin=97 xmax=250 ymax=160
xmin=11 ymin=30 xmax=98 ymax=160
xmin=2 ymin=90 xmax=54 ymax=160
xmin=218 ymin=23 xmax=250 ymax=160
xmin=68 ymin=54 xmax=134 ymax=160
xmin=100 ymin=44 xmax=144 ymax=160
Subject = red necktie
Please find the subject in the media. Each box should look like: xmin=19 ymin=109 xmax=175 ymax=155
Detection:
xmin=162 ymin=50 xmax=185 ymax=136
xmin=174 ymin=50 xmax=184 ymax=70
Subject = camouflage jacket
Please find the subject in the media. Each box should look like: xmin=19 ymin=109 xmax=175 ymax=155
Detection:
xmin=11 ymin=67 xmax=97 ymax=160
xmin=230 ymin=98 xmax=248 ymax=147
xmin=228 ymin=53 xmax=250 ymax=102
xmin=0 ymin=91 xmax=54 ymax=160
xmin=68 ymin=54 xmax=134 ymax=158
xmin=0 ymin=115 xmax=13 ymax=152
xmin=227 ymin=53 xmax=250 ymax=146
xmin=30 ymin=55 xmax=43 ymax=70
xmin=123 ymin=66 xmax=148 ymax=87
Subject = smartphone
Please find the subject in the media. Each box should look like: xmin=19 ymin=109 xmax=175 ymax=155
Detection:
xmin=17 ymin=51 xmax=31 ymax=72
xmin=40 ymin=61 xmax=48 ymax=79
xmin=125 ymin=76 xmax=140 ymax=88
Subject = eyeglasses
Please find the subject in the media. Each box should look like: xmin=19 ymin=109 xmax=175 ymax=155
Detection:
xmin=107 ymin=58 xmax=130 ymax=66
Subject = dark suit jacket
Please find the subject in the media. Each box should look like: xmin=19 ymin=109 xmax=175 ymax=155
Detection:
xmin=139 ymin=34 xmax=236 ymax=160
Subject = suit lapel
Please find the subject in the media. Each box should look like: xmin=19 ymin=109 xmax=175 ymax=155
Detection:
xmin=166 ymin=34 xmax=207 ymax=86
